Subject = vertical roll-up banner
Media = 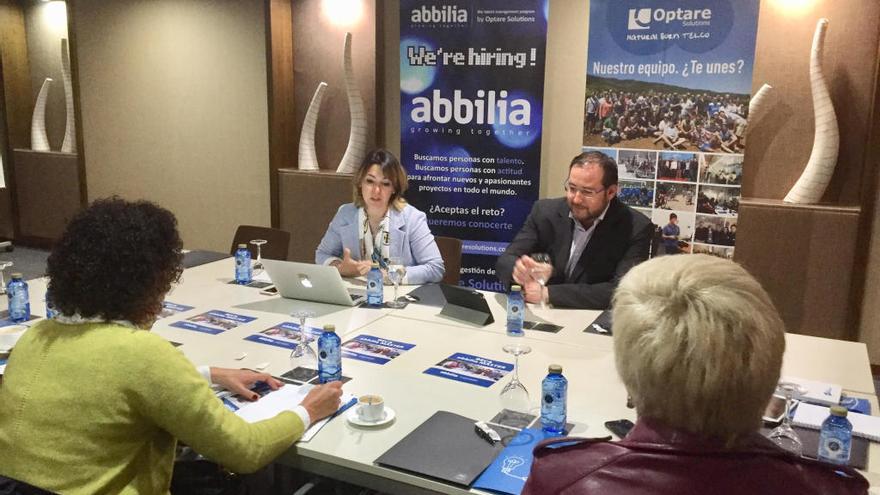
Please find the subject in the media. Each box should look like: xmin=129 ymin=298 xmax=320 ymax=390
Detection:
xmin=400 ymin=1 xmax=548 ymax=290
xmin=583 ymin=1 xmax=760 ymax=259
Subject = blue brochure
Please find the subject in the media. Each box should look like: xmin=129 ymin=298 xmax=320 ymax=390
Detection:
xmin=341 ymin=334 xmax=415 ymax=365
xmin=244 ymin=322 xmax=323 ymax=350
xmin=423 ymin=352 xmax=513 ymax=388
xmin=472 ymin=428 xmax=547 ymax=494
xmin=159 ymin=301 xmax=195 ymax=319
xmin=170 ymin=310 xmax=256 ymax=335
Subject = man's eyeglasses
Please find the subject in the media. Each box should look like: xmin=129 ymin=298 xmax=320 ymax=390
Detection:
xmin=563 ymin=180 xmax=605 ymax=199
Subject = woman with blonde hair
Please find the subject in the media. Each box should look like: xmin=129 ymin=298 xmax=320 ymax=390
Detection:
xmin=524 ymin=254 xmax=867 ymax=494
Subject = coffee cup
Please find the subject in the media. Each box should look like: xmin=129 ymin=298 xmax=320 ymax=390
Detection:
xmin=0 ymin=325 xmax=27 ymax=351
xmin=356 ymin=394 xmax=385 ymax=422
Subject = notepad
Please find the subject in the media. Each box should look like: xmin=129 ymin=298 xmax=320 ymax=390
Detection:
xmin=781 ymin=376 xmax=841 ymax=407
xmin=792 ymin=403 xmax=880 ymax=442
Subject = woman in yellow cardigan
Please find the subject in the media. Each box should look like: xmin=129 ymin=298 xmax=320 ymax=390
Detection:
xmin=0 ymin=198 xmax=342 ymax=494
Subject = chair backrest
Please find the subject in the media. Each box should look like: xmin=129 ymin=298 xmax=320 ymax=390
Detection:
xmin=229 ymin=225 xmax=291 ymax=261
xmin=434 ymin=236 xmax=463 ymax=285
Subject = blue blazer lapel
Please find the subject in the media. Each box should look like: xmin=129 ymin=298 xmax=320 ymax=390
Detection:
xmin=339 ymin=209 xmax=362 ymax=260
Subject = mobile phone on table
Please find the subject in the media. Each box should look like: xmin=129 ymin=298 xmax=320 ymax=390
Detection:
xmin=259 ymin=285 xmax=278 ymax=296
xmin=604 ymin=419 xmax=635 ymax=439
xmin=762 ymin=395 xmax=789 ymax=423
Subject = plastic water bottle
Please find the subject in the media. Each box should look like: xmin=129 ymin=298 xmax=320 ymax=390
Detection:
xmin=506 ymin=285 xmax=524 ymax=337
xmin=45 ymin=289 xmax=58 ymax=319
xmin=818 ymin=405 xmax=852 ymax=465
xmin=317 ymin=324 xmax=342 ymax=383
xmin=234 ymin=244 xmax=252 ymax=285
xmin=542 ymin=364 xmax=567 ymax=435
xmin=6 ymin=273 xmax=30 ymax=323
xmin=366 ymin=262 xmax=383 ymax=307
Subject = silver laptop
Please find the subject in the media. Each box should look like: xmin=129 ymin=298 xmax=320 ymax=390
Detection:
xmin=263 ymin=259 xmax=366 ymax=306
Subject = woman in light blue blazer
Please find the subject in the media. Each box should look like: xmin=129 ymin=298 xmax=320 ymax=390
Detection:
xmin=315 ymin=149 xmax=444 ymax=285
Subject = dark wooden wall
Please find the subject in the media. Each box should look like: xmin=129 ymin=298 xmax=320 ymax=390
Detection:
xmin=0 ymin=1 xmax=31 ymax=240
xmin=734 ymin=1 xmax=880 ymax=349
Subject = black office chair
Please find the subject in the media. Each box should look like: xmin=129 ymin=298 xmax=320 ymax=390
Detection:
xmin=434 ymin=236 xmax=463 ymax=285
xmin=229 ymin=225 xmax=291 ymax=261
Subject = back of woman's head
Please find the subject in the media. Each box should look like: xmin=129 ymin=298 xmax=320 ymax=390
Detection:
xmin=47 ymin=198 xmax=183 ymax=327
xmin=612 ymin=254 xmax=785 ymax=444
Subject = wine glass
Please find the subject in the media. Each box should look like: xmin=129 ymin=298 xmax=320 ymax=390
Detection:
xmin=530 ymin=253 xmax=552 ymax=310
xmin=768 ymin=381 xmax=807 ymax=455
xmin=249 ymin=239 xmax=268 ymax=276
xmin=0 ymin=261 xmax=12 ymax=295
xmin=501 ymin=344 xmax=532 ymax=411
xmin=386 ymin=257 xmax=406 ymax=309
xmin=289 ymin=310 xmax=317 ymax=370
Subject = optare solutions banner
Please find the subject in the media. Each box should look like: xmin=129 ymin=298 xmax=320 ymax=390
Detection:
xmin=400 ymin=0 xmax=548 ymax=291
xmin=583 ymin=0 xmax=759 ymax=259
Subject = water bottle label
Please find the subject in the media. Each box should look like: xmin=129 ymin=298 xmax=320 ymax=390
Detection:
xmin=820 ymin=437 xmax=849 ymax=461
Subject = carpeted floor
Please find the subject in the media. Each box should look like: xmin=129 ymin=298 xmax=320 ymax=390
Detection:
xmin=0 ymin=246 xmax=49 ymax=282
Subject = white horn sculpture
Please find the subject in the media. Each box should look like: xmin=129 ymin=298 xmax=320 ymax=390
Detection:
xmin=31 ymin=78 xmax=53 ymax=152
xmin=61 ymin=39 xmax=77 ymax=153
xmin=336 ymin=32 xmax=367 ymax=174
xmin=746 ymin=83 xmax=774 ymax=131
xmin=784 ymin=19 xmax=838 ymax=204
xmin=298 ymin=82 xmax=328 ymax=171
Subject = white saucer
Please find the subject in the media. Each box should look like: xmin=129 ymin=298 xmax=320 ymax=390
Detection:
xmin=346 ymin=406 xmax=396 ymax=427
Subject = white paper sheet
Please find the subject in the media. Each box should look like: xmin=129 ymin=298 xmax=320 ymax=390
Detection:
xmin=234 ymin=383 xmax=355 ymax=442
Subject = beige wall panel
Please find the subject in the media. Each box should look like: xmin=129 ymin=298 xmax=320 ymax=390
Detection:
xmin=72 ymin=0 xmax=270 ymax=251
xmin=539 ymin=1 xmax=588 ymax=199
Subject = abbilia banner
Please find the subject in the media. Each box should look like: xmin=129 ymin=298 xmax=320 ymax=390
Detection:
xmin=583 ymin=1 xmax=759 ymax=259
xmin=400 ymin=0 xmax=548 ymax=291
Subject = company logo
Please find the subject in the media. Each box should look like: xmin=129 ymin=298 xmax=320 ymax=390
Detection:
xmin=626 ymin=7 xmax=713 ymax=31
xmin=627 ymin=9 xmax=651 ymax=30
xmin=410 ymin=5 xmax=468 ymax=24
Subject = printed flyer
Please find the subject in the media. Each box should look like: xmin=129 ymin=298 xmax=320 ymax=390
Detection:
xmin=244 ymin=322 xmax=323 ymax=350
xmin=159 ymin=301 xmax=194 ymax=319
xmin=169 ymin=310 xmax=256 ymax=335
xmin=424 ymin=352 xmax=513 ymax=387
xmin=341 ymin=334 xmax=416 ymax=365
xmin=583 ymin=0 xmax=759 ymax=258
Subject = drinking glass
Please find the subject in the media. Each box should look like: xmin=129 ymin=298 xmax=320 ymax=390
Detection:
xmin=501 ymin=343 xmax=532 ymax=411
xmin=768 ymin=381 xmax=807 ymax=455
xmin=249 ymin=239 xmax=268 ymax=276
xmin=530 ymin=253 xmax=552 ymax=310
xmin=289 ymin=310 xmax=317 ymax=370
xmin=386 ymin=257 xmax=406 ymax=309
xmin=0 ymin=261 xmax=12 ymax=295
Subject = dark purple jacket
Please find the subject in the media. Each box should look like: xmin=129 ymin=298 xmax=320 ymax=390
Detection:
xmin=522 ymin=418 xmax=868 ymax=495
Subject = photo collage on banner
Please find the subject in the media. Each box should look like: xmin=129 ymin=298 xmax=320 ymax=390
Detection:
xmin=400 ymin=0 xmax=548 ymax=291
xmin=583 ymin=0 xmax=759 ymax=260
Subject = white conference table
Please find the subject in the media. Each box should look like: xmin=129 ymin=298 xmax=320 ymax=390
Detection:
xmin=5 ymin=258 xmax=880 ymax=493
